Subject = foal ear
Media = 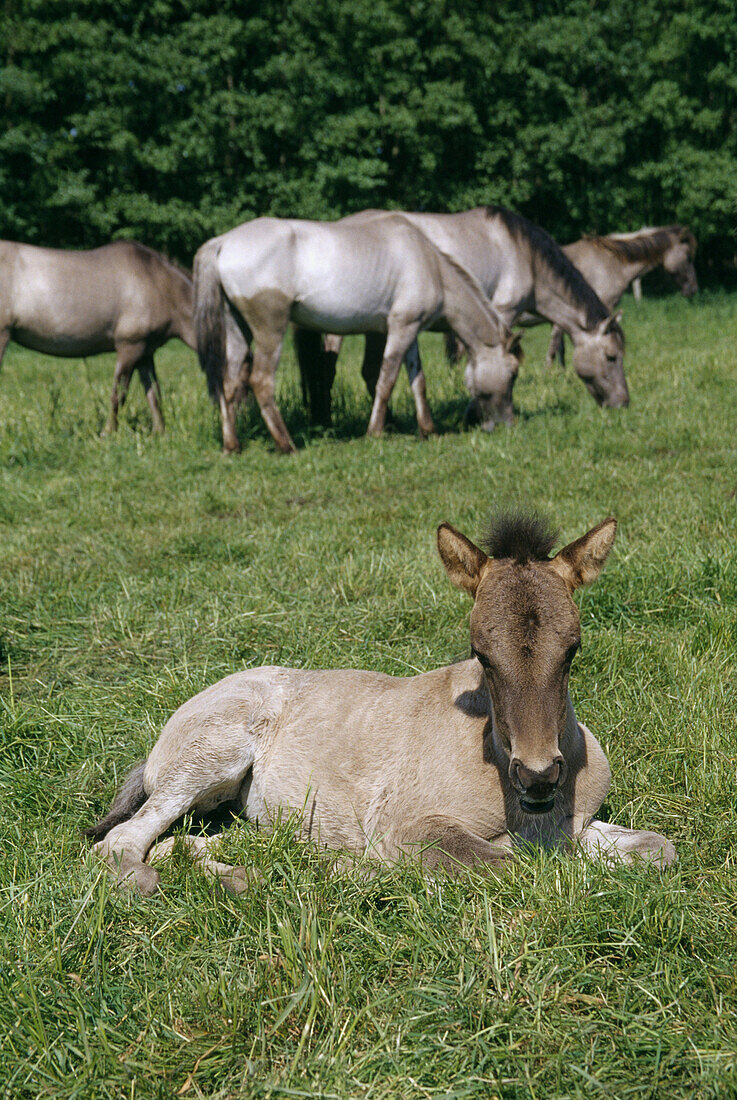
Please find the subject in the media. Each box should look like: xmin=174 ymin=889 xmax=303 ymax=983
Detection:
xmin=437 ymin=523 xmax=488 ymax=597
xmin=550 ymin=518 xmax=617 ymax=590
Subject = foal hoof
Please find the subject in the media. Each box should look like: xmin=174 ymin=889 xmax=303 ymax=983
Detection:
xmin=218 ymin=866 xmax=262 ymax=896
xmin=119 ymin=863 xmax=161 ymax=897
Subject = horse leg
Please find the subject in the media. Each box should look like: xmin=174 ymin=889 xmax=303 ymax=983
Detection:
xmin=366 ymin=321 xmax=423 ymax=436
xmin=444 ymin=330 xmax=466 ymax=366
xmin=0 ymin=328 xmax=10 ymax=372
xmin=105 ymin=341 xmax=146 ymax=434
xmin=293 ymin=327 xmax=336 ymax=427
xmin=138 ymin=353 xmax=165 ymax=434
xmin=403 ymin=339 xmax=436 ymax=438
xmin=219 ymin=308 xmax=251 ymax=453
xmin=238 ymin=292 xmax=294 ymax=453
xmin=546 ymin=325 xmax=566 ymax=369
xmin=577 ymin=820 xmax=676 ymax=867
xmin=249 ymin=345 xmax=295 ymax=453
xmin=148 ymin=833 xmax=260 ymax=896
xmin=360 ymin=332 xmax=385 ymax=397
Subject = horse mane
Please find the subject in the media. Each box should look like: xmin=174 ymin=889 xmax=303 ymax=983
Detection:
xmin=482 ymin=511 xmax=559 ymax=563
xmin=583 ymin=226 xmax=696 ymax=263
xmin=485 ymin=206 xmax=607 ymax=327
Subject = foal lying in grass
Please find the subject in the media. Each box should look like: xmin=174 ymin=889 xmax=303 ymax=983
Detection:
xmin=87 ymin=513 xmax=675 ymax=895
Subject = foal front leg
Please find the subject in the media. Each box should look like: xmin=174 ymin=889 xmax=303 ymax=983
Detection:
xmin=577 ymin=820 xmax=676 ymax=867
xmin=399 ymin=818 xmax=514 ymax=875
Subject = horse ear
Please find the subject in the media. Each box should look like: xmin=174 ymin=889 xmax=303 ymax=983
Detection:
xmin=599 ymin=310 xmax=623 ymax=335
xmin=437 ymin=523 xmax=488 ymax=597
xmin=550 ymin=518 xmax=617 ymax=590
xmin=505 ymin=331 xmax=524 ymax=358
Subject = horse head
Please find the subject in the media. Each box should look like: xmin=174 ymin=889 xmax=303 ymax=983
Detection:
xmin=463 ymin=331 xmax=523 ymax=431
xmin=664 ymin=229 xmax=698 ymax=298
xmin=437 ymin=513 xmax=617 ymax=814
xmin=573 ymin=311 xmax=629 ymax=408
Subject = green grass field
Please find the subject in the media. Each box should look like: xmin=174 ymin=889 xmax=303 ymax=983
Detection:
xmin=1 ymin=294 xmax=736 ymax=1098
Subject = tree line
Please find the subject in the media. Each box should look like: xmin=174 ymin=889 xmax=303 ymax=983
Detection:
xmin=1 ymin=0 xmax=735 ymax=278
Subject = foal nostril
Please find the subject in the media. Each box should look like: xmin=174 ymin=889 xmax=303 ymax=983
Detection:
xmin=515 ymin=759 xmax=561 ymax=792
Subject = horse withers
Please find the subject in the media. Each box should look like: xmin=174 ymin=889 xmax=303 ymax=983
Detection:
xmin=193 ymin=215 xmax=522 ymax=453
xmin=0 ymin=239 xmax=195 ymax=433
xmin=87 ymin=512 xmax=675 ymax=896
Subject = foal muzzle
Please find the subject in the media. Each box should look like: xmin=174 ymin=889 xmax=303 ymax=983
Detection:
xmin=511 ymin=758 xmax=564 ymax=815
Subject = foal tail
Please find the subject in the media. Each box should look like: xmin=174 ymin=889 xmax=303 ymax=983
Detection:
xmin=194 ymin=238 xmax=226 ymax=401
xmin=83 ymin=760 xmax=147 ymax=841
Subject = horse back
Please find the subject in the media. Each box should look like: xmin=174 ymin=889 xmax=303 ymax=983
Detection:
xmin=0 ymin=239 xmax=192 ymax=353
xmin=216 ymin=217 xmax=443 ymax=331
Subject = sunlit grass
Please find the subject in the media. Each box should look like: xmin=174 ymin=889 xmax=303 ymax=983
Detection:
xmin=0 ymin=293 xmax=736 ymax=1097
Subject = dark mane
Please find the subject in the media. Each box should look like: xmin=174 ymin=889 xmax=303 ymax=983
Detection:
xmin=482 ymin=511 xmax=558 ymax=563
xmin=584 ymin=227 xmax=693 ymax=264
xmin=485 ymin=205 xmax=607 ymax=327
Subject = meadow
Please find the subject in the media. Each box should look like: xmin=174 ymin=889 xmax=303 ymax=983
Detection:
xmin=0 ymin=293 xmax=735 ymax=1098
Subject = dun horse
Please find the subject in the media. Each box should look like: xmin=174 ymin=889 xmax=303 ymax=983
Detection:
xmin=546 ymin=225 xmax=698 ymax=365
xmin=87 ymin=512 xmax=675 ymax=896
xmin=0 ymin=239 xmax=195 ymax=432
xmin=299 ymin=205 xmax=629 ymax=422
xmin=193 ymin=215 xmax=522 ymax=452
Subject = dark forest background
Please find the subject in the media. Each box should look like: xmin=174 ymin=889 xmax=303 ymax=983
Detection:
xmin=1 ymin=0 xmax=736 ymax=276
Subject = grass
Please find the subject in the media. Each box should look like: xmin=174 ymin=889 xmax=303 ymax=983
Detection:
xmin=0 ymin=292 xmax=736 ymax=1098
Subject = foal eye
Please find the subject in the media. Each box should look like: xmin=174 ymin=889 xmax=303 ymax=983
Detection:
xmin=606 ymin=354 xmax=617 ymax=363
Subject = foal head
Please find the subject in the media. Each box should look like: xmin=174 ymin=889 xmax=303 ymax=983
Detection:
xmin=438 ymin=513 xmax=616 ymax=814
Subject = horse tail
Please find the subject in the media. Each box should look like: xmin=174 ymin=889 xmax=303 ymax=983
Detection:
xmin=83 ymin=760 xmax=147 ymax=841
xmin=194 ymin=238 xmax=225 ymax=401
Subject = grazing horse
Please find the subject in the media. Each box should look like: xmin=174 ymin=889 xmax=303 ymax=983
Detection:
xmin=86 ymin=512 xmax=675 ymax=896
xmin=193 ymin=215 xmax=522 ymax=452
xmin=298 ymin=205 xmax=629 ymax=420
xmin=0 ymin=239 xmax=195 ymax=433
xmin=546 ymin=226 xmax=698 ymax=365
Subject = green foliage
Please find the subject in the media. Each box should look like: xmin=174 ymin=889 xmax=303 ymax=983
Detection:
xmin=0 ymin=295 xmax=736 ymax=1095
xmin=1 ymin=0 xmax=736 ymax=271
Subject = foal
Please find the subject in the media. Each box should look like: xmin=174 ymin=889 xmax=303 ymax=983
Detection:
xmin=87 ymin=514 xmax=675 ymax=895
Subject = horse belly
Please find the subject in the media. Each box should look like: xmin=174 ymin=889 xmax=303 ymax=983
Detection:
xmin=290 ymin=244 xmax=399 ymax=333
xmin=13 ymin=326 xmax=113 ymax=358
xmin=290 ymin=300 xmax=387 ymax=334
xmin=12 ymin=271 xmax=116 ymax=356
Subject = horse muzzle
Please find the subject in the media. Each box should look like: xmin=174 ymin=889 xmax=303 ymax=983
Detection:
xmin=464 ymin=396 xmax=514 ymax=432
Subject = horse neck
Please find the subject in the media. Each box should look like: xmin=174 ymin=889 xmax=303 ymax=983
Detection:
xmin=437 ymin=254 xmax=506 ymax=350
xmin=533 ymin=278 xmax=603 ymax=339
xmin=602 ymin=236 xmax=665 ymax=286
